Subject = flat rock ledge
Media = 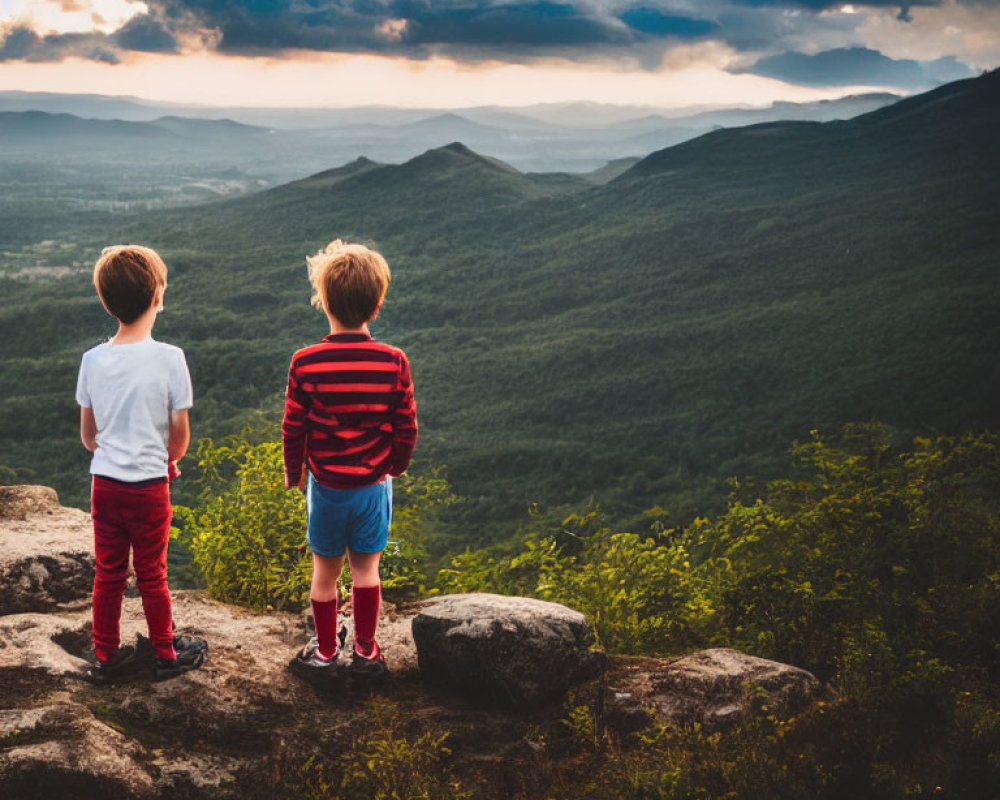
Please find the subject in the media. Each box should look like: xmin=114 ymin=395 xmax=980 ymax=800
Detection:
xmin=0 ymin=591 xmax=421 ymax=799
xmin=412 ymin=593 xmax=607 ymax=707
xmin=0 ymin=485 xmax=94 ymax=615
xmin=608 ymin=648 xmax=822 ymax=732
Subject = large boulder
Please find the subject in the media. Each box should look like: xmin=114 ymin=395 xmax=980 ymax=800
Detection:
xmin=411 ymin=593 xmax=607 ymax=707
xmin=608 ymin=647 xmax=822 ymax=732
xmin=0 ymin=485 xmax=94 ymax=615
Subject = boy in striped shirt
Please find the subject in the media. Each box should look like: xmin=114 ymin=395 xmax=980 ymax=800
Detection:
xmin=283 ymin=239 xmax=417 ymax=680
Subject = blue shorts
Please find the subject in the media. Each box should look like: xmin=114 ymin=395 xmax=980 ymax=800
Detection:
xmin=305 ymin=474 xmax=392 ymax=558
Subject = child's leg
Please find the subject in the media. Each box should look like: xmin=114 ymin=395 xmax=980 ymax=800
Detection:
xmin=91 ymin=478 xmax=132 ymax=662
xmin=125 ymin=482 xmax=176 ymax=661
xmin=347 ymin=477 xmax=391 ymax=657
xmin=347 ymin=549 xmax=383 ymax=656
xmin=311 ymin=553 xmax=344 ymax=658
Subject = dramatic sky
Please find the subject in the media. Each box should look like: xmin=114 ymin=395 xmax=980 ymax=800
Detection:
xmin=0 ymin=0 xmax=998 ymax=107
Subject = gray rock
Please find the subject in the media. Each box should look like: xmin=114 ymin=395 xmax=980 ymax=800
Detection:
xmin=609 ymin=647 xmax=821 ymax=731
xmin=0 ymin=704 xmax=157 ymax=799
xmin=0 ymin=589 xmax=423 ymax=798
xmin=411 ymin=593 xmax=607 ymax=706
xmin=0 ymin=485 xmax=94 ymax=615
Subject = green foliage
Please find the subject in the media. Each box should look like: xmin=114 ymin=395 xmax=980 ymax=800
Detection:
xmin=288 ymin=699 xmax=469 ymax=800
xmin=0 ymin=465 xmax=33 ymax=485
xmin=544 ymin=674 xmax=1000 ymax=800
xmin=380 ymin=467 xmax=457 ymax=602
xmin=705 ymin=425 xmax=1000 ymax=681
xmin=172 ymin=435 xmax=310 ymax=610
xmin=534 ymin=517 xmax=715 ymax=654
xmin=439 ymin=426 xmax=1000 ymax=797
xmin=173 ymin=432 xmax=454 ymax=609
xmin=438 ymin=506 xmax=718 ymax=654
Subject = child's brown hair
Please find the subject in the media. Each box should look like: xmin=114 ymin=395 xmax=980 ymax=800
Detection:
xmin=307 ymin=240 xmax=391 ymax=328
xmin=93 ymin=244 xmax=168 ymax=325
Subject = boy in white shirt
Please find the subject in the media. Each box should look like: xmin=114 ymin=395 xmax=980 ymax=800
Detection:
xmin=76 ymin=244 xmax=207 ymax=682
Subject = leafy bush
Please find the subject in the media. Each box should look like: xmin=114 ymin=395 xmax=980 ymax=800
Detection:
xmin=438 ymin=505 xmax=718 ymax=654
xmin=704 ymin=425 xmax=1000 ymax=681
xmin=288 ymin=699 xmax=469 ymax=800
xmin=172 ymin=436 xmax=309 ymax=610
xmin=437 ymin=426 xmax=1000 ymax=797
xmin=380 ymin=467 xmax=456 ymax=601
xmin=173 ymin=433 xmax=453 ymax=609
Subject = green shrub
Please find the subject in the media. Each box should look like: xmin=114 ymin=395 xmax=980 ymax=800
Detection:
xmin=289 ymin=699 xmax=469 ymax=800
xmin=438 ymin=506 xmax=718 ymax=655
xmin=704 ymin=425 xmax=1000 ymax=681
xmin=173 ymin=433 xmax=453 ymax=609
xmin=172 ymin=436 xmax=309 ymax=610
xmin=446 ymin=427 xmax=1000 ymax=797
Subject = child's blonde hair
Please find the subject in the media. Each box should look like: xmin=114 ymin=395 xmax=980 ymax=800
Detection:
xmin=307 ymin=240 xmax=391 ymax=329
xmin=93 ymin=244 xmax=168 ymax=325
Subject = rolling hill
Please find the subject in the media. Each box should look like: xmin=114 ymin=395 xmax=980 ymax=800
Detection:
xmin=0 ymin=71 xmax=997 ymax=544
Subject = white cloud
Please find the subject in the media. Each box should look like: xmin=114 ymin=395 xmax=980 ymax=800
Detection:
xmin=1 ymin=0 xmax=146 ymax=35
xmin=856 ymin=1 xmax=1000 ymax=69
xmin=375 ymin=18 xmax=408 ymax=44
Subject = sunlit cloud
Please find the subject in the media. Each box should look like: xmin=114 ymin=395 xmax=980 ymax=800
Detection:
xmin=856 ymin=1 xmax=1000 ymax=68
xmin=1 ymin=0 xmax=146 ymax=35
xmin=0 ymin=49 xmax=889 ymax=108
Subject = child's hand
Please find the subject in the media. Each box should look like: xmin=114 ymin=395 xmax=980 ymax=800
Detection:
xmin=297 ymin=470 xmax=307 ymax=492
xmin=168 ymin=460 xmax=181 ymax=481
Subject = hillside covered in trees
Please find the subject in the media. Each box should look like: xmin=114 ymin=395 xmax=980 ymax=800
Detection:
xmin=0 ymin=70 xmax=997 ymax=545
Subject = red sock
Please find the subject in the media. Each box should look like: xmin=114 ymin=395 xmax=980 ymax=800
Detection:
xmin=311 ymin=598 xmax=338 ymax=659
xmin=352 ymin=584 xmax=381 ymax=654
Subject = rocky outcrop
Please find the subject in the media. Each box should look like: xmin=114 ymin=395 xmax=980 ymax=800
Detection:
xmin=412 ymin=593 xmax=607 ymax=706
xmin=0 ymin=591 xmax=422 ymax=799
xmin=0 ymin=485 xmax=95 ymax=615
xmin=0 ymin=486 xmax=823 ymax=799
xmin=607 ymin=648 xmax=822 ymax=732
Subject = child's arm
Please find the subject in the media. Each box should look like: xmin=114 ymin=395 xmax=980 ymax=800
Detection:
xmin=389 ymin=354 xmax=418 ymax=477
xmin=80 ymin=407 xmax=98 ymax=452
xmin=168 ymin=409 xmax=190 ymax=463
xmin=282 ymin=363 xmax=310 ymax=489
xmin=167 ymin=349 xmax=194 ymax=479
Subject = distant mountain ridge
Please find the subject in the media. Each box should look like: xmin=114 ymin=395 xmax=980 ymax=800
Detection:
xmin=0 ymin=90 xmax=903 ymax=174
xmin=620 ymin=68 xmax=998 ymax=182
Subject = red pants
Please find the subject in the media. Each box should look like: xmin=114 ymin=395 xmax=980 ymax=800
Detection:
xmin=91 ymin=476 xmax=176 ymax=661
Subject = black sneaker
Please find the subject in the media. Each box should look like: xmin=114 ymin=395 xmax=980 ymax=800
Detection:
xmin=349 ymin=640 xmax=388 ymax=680
xmin=154 ymin=635 xmax=208 ymax=681
xmin=174 ymin=633 xmax=209 ymax=656
xmin=86 ymin=645 xmax=140 ymax=685
xmin=289 ymin=637 xmax=342 ymax=682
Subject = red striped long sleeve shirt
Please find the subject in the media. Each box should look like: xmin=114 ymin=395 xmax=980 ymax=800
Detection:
xmin=282 ymin=332 xmax=418 ymax=489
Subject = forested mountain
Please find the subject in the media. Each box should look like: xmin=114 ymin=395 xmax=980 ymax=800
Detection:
xmin=0 ymin=71 xmax=997 ymax=543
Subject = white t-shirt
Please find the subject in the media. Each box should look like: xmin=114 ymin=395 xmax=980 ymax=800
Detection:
xmin=76 ymin=337 xmax=193 ymax=482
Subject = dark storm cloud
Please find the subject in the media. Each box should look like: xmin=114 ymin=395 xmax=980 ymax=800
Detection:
xmin=620 ymin=7 xmax=718 ymax=37
xmin=0 ymin=25 xmax=118 ymax=63
xmin=743 ymin=46 xmax=975 ymax=88
xmin=164 ymin=0 xmax=715 ymax=52
xmin=730 ymin=1 xmax=931 ymax=6
xmin=0 ymin=0 xmax=992 ymax=89
xmin=112 ymin=15 xmax=180 ymax=54
xmin=1 ymin=0 xmax=719 ymax=62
